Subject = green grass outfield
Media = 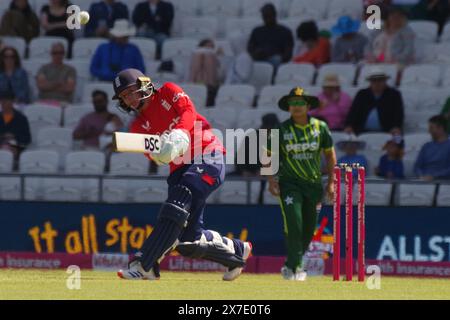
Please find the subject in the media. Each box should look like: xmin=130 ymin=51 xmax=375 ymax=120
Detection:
xmin=1 ymin=269 xmax=449 ymax=300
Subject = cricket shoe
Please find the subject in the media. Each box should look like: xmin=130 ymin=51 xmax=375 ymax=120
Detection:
xmin=117 ymin=260 xmax=160 ymax=280
xmin=295 ymin=268 xmax=307 ymax=281
xmin=281 ymin=266 xmax=296 ymax=280
xmin=222 ymin=241 xmax=252 ymax=281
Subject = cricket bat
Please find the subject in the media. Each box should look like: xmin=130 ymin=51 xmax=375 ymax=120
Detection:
xmin=113 ymin=132 xmax=161 ymax=154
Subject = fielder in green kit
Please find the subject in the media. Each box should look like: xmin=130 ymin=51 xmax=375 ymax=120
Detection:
xmin=265 ymin=87 xmax=337 ymax=281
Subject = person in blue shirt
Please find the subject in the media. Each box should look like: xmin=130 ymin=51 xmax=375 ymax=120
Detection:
xmin=376 ymin=135 xmax=405 ymax=179
xmin=0 ymin=46 xmax=30 ymax=104
xmin=336 ymin=135 xmax=368 ymax=178
xmin=84 ymin=0 xmax=129 ymax=38
xmin=414 ymin=115 xmax=450 ymax=181
xmin=90 ymin=19 xmax=145 ymax=81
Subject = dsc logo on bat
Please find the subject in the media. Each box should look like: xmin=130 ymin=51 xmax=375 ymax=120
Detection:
xmin=145 ymin=136 xmax=160 ymax=153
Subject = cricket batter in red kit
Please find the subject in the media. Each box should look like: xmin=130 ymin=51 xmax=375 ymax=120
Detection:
xmin=112 ymin=68 xmax=251 ymax=281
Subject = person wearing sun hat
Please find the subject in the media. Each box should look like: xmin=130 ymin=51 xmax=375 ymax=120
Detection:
xmin=264 ymin=87 xmax=337 ymax=281
xmin=309 ymin=74 xmax=352 ymax=130
xmin=331 ymin=15 xmax=368 ymax=63
xmin=90 ymin=19 xmax=145 ymax=81
xmin=344 ymin=67 xmax=404 ymax=135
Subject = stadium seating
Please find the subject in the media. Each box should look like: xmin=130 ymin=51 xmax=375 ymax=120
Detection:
xmin=316 ymin=19 xmax=339 ymax=34
xmin=397 ymin=183 xmax=436 ymax=206
xmin=82 ymin=82 xmax=116 ymax=103
xmin=441 ymin=66 xmax=450 ymax=87
xmin=409 ymin=20 xmax=439 ymax=43
xmin=170 ymin=0 xmax=200 ymax=17
xmin=287 ymin=0 xmax=327 ymax=20
xmin=179 ymin=83 xmax=208 ymax=108
xmin=275 ymin=63 xmax=315 ymax=86
xmin=279 ymin=18 xmax=302 ymax=36
xmin=225 ymin=17 xmax=261 ymax=38
xmin=21 ymin=59 xmax=48 ymax=101
xmin=19 ymin=150 xmax=59 ymax=174
xmin=331 ymin=131 xmax=351 ymax=159
xmin=0 ymin=176 xmax=21 ymax=201
xmin=436 ymin=185 xmax=450 ymax=207
xmin=129 ymin=179 xmax=169 ymax=203
xmin=316 ymin=63 xmax=357 ymax=86
xmin=440 ymin=22 xmax=450 ymax=42
xmin=242 ymin=0 xmax=281 ymax=17
xmin=124 ymin=0 xmax=141 ymax=15
xmin=258 ymin=85 xmax=292 ymax=107
xmin=358 ymin=133 xmax=392 ymax=176
xmin=403 ymin=133 xmax=430 ymax=177
xmin=1 ymin=36 xmax=27 ymax=58
xmin=181 ymin=17 xmax=219 ymax=39
xmin=400 ymin=64 xmax=441 ymax=88
xmin=41 ymin=178 xmax=86 ymax=202
xmin=365 ymin=182 xmax=394 ymax=206
xmin=0 ymin=0 xmax=448 ymax=206
xmin=404 ymin=110 xmax=432 ymax=133
xmin=71 ymin=38 xmax=107 ymax=61
xmin=327 ymin=0 xmax=363 ymax=20
xmin=236 ymin=109 xmax=275 ymax=130
xmin=28 ymin=36 xmax=69 ymax=59
xmin=199 ymin=0 xmax=241 ymax=17
xmin=23 ymin=104 xmax=62 ymax=140
xmin=65 ymin=151 xmax=106 ymax=175
xmin=215 ymin=84 xmax=255 ymax=107
xmin=0 ymin=150 xmax=13 ymax=173
xmin=161 ymin=38 xmax=198 ymax=61
xmin=202 ymin=108 xmax=238 ymax=132
xmin=36 ymin=127 xmax=73 ymax=161
xmin=216 ymin=180 xmax=257 ymax=204
xmin=109 ymin=153 xmax=149 ymax=176
xmin=261 ymin=183 xmax=279 ymax=205
xmin=248 ymin=62 xmax=274 ymax=94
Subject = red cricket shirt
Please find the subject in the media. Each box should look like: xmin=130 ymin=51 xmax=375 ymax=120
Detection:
xmin=129 ymin=82 xmax=225 ymax=173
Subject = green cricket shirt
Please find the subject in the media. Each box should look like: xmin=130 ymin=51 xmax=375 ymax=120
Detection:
xmin=267 ymin=116 xmax=334 ymax=184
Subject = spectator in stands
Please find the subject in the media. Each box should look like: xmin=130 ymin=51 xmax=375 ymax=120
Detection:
xmin=90 ymin=19 xmax=145 ymax=81
xmin=40 ymin=0 xmax=74 ymax=58
xmin=189 ymin=39 xmax=225 ymax=107
xmin=73 ymin=90 xmax=123 ymax=150
xmin=411 ymin=0 xmax=449 ymax=36
xmin=84 ymin=0 xmax=129 ymax=38
xmin=36 ymin=42 xmax=76 ymax=104
xmin=247 ymin=3 xmax=294 ymax=69
xmin=336 ymin=135 xmax=368 ymax=178
xmin=292 ymin=20 xmax=330 ymax=66
xmin=309 ymin=74 xmax=352 ymax=131
xmin=365 ymin=7 xmax=415 ymax=67
xmin=0 ymin=0 xmax=40 ymax=42
xmin=132 ymin=0 xmax=174 ymax=59
xmin=375 ymin=134 xmax=405 ymax=179
xmin=0 ymin=46 xmax=30 ymax=104
xmin=331 ymin=16 xmax=368 ymax=63
xmin=414 ymin=115 xmax=450 ymax=181
xmin=344 ymin=68 xmax=404 ymax=135
xmin=0 ymin=89 xmax=31 ymax=163
xmin=0 ymin=39 xmax=4 ymax=51
xmin=441 ymin=97 xmax=450 ymax=133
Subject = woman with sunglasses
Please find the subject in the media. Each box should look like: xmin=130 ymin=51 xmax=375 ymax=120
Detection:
xmin=0 ymin=46 xmax=30 ymax=104
xmin=265 ymin=87 xmax=337 ymax=281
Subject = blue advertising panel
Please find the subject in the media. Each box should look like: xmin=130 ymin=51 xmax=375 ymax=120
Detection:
xmin=0 ymin=202 xmax=449 ymax=262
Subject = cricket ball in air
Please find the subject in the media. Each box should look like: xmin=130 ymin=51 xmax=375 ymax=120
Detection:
xmin=78 ymin=11 xmax=90 ymax=25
